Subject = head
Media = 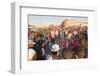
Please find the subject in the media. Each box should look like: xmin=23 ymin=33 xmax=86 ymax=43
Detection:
xmin=51 ymin=44 xmax=60 ymax=56
xmin=28 ymin=40 xmax=35 ymax=48
xmin=76 ymin=47 xmax=85 ymax=58
xmin=62 ymin=48 xmax=73 ymax=59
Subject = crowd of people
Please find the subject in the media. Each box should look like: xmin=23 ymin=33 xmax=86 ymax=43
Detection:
xmin=28 ymin=25 xmax=88 ymax=61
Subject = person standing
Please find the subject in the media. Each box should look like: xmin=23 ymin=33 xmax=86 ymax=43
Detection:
xmin=47 ymin=44 xmax=60 ymax=60
xmin=28 ymin=40 xmax=37 ymax=61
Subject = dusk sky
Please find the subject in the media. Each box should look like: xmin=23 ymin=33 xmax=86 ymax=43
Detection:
xmin=28 ymin=15 xmax=88 ymax=26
